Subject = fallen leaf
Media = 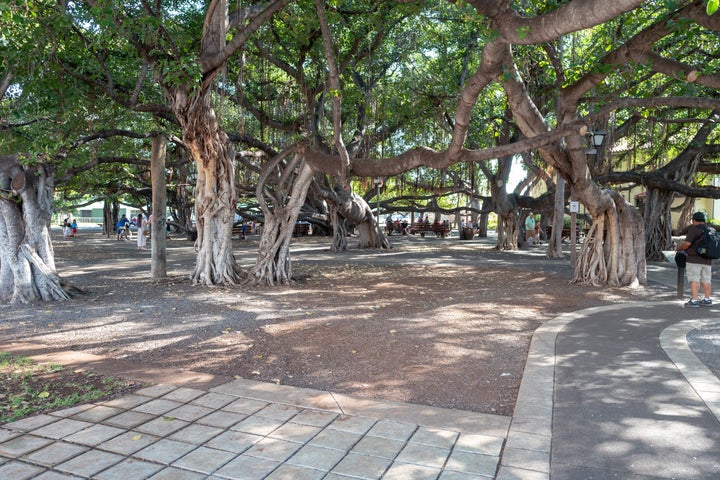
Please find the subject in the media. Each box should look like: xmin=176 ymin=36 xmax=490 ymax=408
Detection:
xmin=37 ymin=391 xmax=50 ymax=398
xmin=132 ymin=434 xmax=143 ymax=441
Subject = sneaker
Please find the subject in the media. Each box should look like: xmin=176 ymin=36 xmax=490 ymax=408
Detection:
xmin=700 ymin=298 xmax=713 ymax=307
xmin=685 ymin=299 xmax=700 ymax=308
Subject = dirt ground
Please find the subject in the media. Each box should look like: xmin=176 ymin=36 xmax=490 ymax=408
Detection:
xmin=1 ymin=230 xmax=654 ymax=417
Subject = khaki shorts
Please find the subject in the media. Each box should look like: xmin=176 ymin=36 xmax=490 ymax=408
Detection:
xmin=686 ymin=263 xmax=712 ymax=284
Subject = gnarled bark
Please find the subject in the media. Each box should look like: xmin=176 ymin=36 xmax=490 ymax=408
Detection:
xmin=322 ymin=182 xmax=388 ymax=251
xmin=251 ymin=153 xmax=314 ymax=285
xmin=643 ymin=188 xmax=676 ymax=261
xmin=0 ymin=155 xmax=70 ymax=304
xmin=172 ymin=88 xmax=242 ymax=286
xmin=546 ymin=175 xmax=566 ymax=259
xmin=329 ymin=207 xmax=348 ymax=253
xmin=643 ymin=109 xmax=718 ymax=259
xmin=573 ymin=189 xmax=646 ymax=287
xmin=496 ymin=211 xmax=520 ymax=251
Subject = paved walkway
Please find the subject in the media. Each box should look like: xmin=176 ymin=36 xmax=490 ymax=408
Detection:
xmin=2 ymin=236 xmax=720 ymax=479
xmin=0 ymin=377 xmax=509 ymax=480
xmin=497 ymin=303 xmax=720 ymax=480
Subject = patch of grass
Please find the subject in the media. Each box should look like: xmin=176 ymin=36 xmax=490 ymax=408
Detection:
xmin=0 ymin=352 xmax=142 ymax=424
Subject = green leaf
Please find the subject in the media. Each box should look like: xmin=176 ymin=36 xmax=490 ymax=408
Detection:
xmin=37 ymin=391 xmax=50 ymax=399
xmin=708 ymin=0 xmax=719 ymax=15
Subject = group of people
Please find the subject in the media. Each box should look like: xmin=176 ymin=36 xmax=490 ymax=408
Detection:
xmin=116 ymin=213 xmax=150 ymax=250
xmin=385 ymin=216 xmax=455 ymax=236
xmin=62 ymin=217 xmax=78 ymax=239
xmin=386 ymin=218 xmax=410 ymax=235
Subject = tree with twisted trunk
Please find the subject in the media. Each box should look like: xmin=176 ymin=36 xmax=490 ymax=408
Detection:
xmin=251 ymin=148 xmax=315 ymax=285
xmin=6 ymin=0 xmax=720 ymax=296
xmin=0 ymin=155 xmax=70 ymax=303
xmin=35 ymin=0 xmax=291 ymax=287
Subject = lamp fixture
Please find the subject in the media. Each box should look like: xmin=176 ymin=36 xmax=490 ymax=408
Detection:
xmin=586 ymin=129 xmax=606 ymax=155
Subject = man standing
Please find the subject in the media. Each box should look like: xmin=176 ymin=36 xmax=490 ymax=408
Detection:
xmin=676 ymin=211 xmax=713 ymax=307
xmin=525 ymin=212 xmax=536 ymax=243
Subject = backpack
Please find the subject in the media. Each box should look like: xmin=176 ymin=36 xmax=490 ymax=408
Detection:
xmin=696 ymin=225 xmax=720 ymax=259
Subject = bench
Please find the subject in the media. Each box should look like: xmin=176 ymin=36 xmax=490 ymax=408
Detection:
xmin=410 ymin=223 xmax=450 ymax=238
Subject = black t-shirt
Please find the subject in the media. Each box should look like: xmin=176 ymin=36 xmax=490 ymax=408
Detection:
xmin=685 ymin=224 xmax=712 ymax=266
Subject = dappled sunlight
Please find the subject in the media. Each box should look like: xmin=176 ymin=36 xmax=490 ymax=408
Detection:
xmin=2 ymin=231 xmax=644 ymax=417
xmin=551 ymin=305 xmax=720 ymax=479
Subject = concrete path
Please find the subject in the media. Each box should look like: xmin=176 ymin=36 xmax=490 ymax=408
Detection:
xmin=0 ymin=371 xmax=509 ymax=479
xmin=497 ymin=303 xmax=720 ymax=480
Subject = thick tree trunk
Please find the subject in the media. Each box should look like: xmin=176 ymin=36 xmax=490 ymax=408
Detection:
xmin=643 ymin=188 xmax=675 ymax=261
xmin=102 ymin=199 xmax=117 ymax=238
xmin=151 ymin=135 xmax=168 ymax=280
xmin=547 ymin=175 xmax=566 ymax=258
xmin=330 ymin=208 xmax=348 ymax=252
xmin=335 ymin=188 xmax=385 ymax=249
xmin=172 ymin=87 xmax=242 ymax=285
xmin=251 ymin=157 xmax=314 ymax=285
xmin=676 ymin=198 xmax=694 ymax=232
xmin=477 ymin=198 xmax=491 ymax=237
xmin=172 ymin=168 xmax=195 ymax=236
xmin=497 ymin=211 xmax=520 ymax=250
xmin=573 ymin=189 xmax=646 ymax=287
xmin=477 ymin=213 xmax=488 ymax=237
xmin=0 ymin=156 xmax=70 ymax=304
xmin=323 ymin=184 xmax=388 ymax=251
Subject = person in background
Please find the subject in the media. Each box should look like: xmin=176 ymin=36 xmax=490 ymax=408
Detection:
xmin=136 ymin=213 xmax=148 ymax=250
xmin=63 ymin=217 xmax=72 ymax=239
xmin=71 ymin=218 xmax=78 ymax=237
xmin=116 ymin=214 xmax=130 ymax=240
xmin=676 ymin=211 xmax=713 ymax=307
xmin=525 ymin=212 xmax=536 ymax=243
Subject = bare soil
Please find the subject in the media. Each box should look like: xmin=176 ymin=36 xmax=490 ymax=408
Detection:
xmin=0 ymin=352 xmax=140 ymax=423
xmin=1 ymin=231 xmax=652 ymax=417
